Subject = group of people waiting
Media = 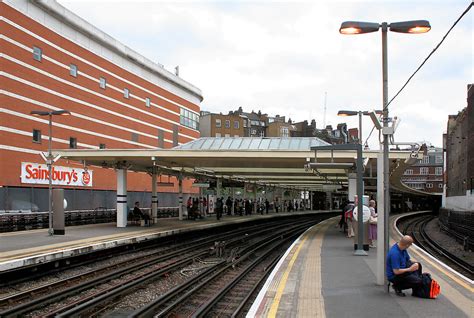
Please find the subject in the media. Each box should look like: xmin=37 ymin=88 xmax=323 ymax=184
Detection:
xmin=338 ymin=198 xmax=378 ymax=248
xmin=186 ymin=196 xmax=309 ymax=220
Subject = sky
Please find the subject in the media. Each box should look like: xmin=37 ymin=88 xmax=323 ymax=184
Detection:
xmin=60 ymin=0 xmax=473 ymax=148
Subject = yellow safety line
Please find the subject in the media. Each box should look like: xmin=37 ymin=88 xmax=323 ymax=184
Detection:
xmin=267 ymin=221 xmax=330 ymax=317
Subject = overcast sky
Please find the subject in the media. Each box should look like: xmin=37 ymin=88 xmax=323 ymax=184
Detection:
xmin=60 ymin=0 xmax=473 ymax=148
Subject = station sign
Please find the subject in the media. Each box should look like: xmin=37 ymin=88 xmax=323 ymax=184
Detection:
xmin=192 ymin=183 xmax=210 ymax=188
xmin=21 ymin=162 xmax=93 ymax=187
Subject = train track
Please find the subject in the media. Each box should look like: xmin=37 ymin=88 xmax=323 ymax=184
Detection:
xmin=0 ymin=216 xmax=327 ymax=317
xmin=400 ymin=215 xmax=473 ymax=280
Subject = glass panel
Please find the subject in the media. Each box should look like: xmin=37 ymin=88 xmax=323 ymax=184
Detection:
xmin=279 ymin=138 xmax=290 ymax=149
xmin=221 ymin=138 xmax=234 ymax=149
xmin=210 ymin=138 xmax=224 ymax=150
xmin=190 ymin=138 xmax=206 ymax=150
xmin=249 ymin=138 xmax=262 ymax=149
xmin=299 ymin=138 xmax=311 ymax=150
xmin=202 ymin=138 xmax=215 ymax=149
xmin=258 ymin=138 xmax=271 ymax=149
xmin=229 ymin=138 xmax=243 ymax=149
xmin=269 ymin=138 xmax=281 ymax=149
xmin=240 ymin=138 xmax=252 ymax=149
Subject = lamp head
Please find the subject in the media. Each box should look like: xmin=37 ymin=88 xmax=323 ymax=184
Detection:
xmin=389 ymin=20 xmax=431 ymax=34
xmin=340 ymin=21 xmax=380 ymax=34
xmin=337 ymin=110 xmax=358 ymax=117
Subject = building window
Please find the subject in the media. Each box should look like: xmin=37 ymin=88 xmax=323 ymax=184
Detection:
xmin=243 ymin=120 xmax=248 ymax=128
xmin=234 ymin=121 xmax=239 ymax=129
xmin=69 ymin=137 xmax=77 ymax=149
xmin=124 ymin=88 xmax=130 ymax=99
xmin=99 ymin=77 xmax=106 ymax=89
xmin=145 ymin=97 xmax=151 ymax=107
xmin=215 ymin=133 xmax=221 ymax=137
xmin=405 ymin=169 xmax=413 ymax=175
xmin=251 ymin=129 xmax=257 ymax=135
xmin=281 ymin=127 xmax=289 ymax=137
xmin=225 ymin=120 xmax=230 ymax=129
xmin=225 ymin=134 xmax=230 ymax=137
xmin=435 ymin=155 xmax=443 ymax=163
xmin=32 ymin=129 xmax=41 ymax=143
xmin=99 ymin=143 xmax=106 ymax=149
xmin=33 ymin=46 xmax=42 ymax=61
xmin=131 ymin=132 xmax=138 ymax=142
xmin=421 ymin=156 xmax=430 ymax=164
xmin=435 ymin=167 xmax=443 ymax=175
xmin=426 ymin=183 xmax=433 ymax=188
xmin=216 ymin=119 xmax=222 ymax=128
xmin=179 ymin=108 xmax=199 ymax=130
xmin=70 ymin=64 xmax=78 ymax=77
xmin=438 ymin=183 xmax=443 ymax=189
xmin=420 ymin=167 xmax=429 ymax=175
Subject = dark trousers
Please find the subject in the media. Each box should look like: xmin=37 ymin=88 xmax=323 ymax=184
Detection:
xmin=390 ymin=262 xmax=423 ymax=291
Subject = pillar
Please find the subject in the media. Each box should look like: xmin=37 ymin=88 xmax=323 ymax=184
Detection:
xmin=116 ymin=169 xmax=127 ymax=227
xmin=253 ymin=184 xmax=258 ymax=214
xmin=376 ymin=151 xmax=385 ymax=285
xmin=151 ymin=171 xmax=158 ymax=223
xmin=310 ymin=190 xmax=313 ymax=211
xmin=217 ymin=178 xmax=222 ymax=198
xmin=231 ymin=187 xmax=235 ymax=215
xmin=348 ymin=173 xmax=357 ymax=202
xmin=178 ymin=174 xmax=183 ymax=220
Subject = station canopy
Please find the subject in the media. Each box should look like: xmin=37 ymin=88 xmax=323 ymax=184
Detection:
xmin=56 ymin=137 xmax=420 ymax=193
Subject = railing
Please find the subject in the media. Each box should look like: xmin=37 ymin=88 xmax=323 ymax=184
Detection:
xmin=0 ymin=207 xmax=179 ymax=232
xmin=438 ymin=208 xmax=474 ymax=251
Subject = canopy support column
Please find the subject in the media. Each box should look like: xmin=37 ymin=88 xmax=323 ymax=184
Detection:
xmin=116 ymin=168 xmax=127 ymax=227
xmin=178 ymin=174 xmax=183 ymax=220
xmin=151 ymin=170 xmax=158 ymax=223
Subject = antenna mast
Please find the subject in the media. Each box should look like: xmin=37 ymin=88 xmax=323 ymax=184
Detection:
xmin=323 ymin=92 xmax=327 ymax=128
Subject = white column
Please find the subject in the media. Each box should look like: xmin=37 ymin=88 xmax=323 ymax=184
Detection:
xmin=116 ymin=169 xmax=127 ymax=227
xmin=178 ymin=175 xmax=183 ymax=220
xmin=348 ymin=173 xmax=357 ymax=202
xmin=376 ymin=151 xmax=385 ymax=285
xmin=151 ymin=171 xmax=158 ymax=223
xmin=253 ymin=184 xmax=258 ymax=214
xmin=310 ymin=191 xmax=313 ymax=211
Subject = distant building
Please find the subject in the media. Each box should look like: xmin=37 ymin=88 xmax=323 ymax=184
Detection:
xmin=199 ymin=112 xmax=245 ymax=137
xmin=443 ymin=84 xmax=473 ymax=211
xmin=291 ymin=119 xmax=317 ymax=137
xmin=401 ymin=147 xmax=444 ymax=194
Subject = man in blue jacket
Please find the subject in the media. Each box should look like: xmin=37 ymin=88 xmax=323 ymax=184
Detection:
xmin=386 ymin=235 xmax=422 ymax=296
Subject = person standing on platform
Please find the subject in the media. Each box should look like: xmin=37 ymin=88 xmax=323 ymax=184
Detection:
xmin=368 ymin=200 xmax=378 ymax=247
xmin=387 ymin=235 xmax=423 ymax=296
xmin=226 ymin=196 xmax=232 ymax=216
xmin=345 ymin=202 xmax=355 ymax=238
xmin=216 ymin=197 xmax=223 ymax=220
xmin=265 ymin=199 xmax=270 ymax=214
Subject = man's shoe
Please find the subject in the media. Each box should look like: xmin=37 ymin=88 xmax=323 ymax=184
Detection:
xmin=394 ymin=289 xmax=406 ymax=297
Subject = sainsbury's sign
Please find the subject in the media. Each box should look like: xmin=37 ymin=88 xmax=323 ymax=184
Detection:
xmin=21 ymin=162 xmax=93 ymax=187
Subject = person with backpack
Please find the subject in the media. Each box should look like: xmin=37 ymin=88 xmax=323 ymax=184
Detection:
xmin=386 ymin=235 xmax=423 ymax=296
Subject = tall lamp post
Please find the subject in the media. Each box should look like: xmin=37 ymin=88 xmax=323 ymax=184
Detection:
xmin=339 ymin=20 xmax=430 ymax=287
xmin=31 ymin=110 xmax=71 ymax=236
xmin=339 ymin=20 xmax=431 ymax=285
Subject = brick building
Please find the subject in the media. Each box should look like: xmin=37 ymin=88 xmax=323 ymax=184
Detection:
xmin=401 ymin=147 xmax=444 ymax=194
xmin=443 ymin=84 xmax=473 ymax=211
xmin=0 ymin=0 xmax=202 ymax=212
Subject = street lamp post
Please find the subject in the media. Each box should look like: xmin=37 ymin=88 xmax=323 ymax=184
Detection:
xmin=31 ymin=110 xmax=71 ymax=236
xmin=340 ymin=20 xmax=430 ymax=288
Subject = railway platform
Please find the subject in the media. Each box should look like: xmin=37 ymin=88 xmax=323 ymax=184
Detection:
xmin=249 ymin=216 xmax=473 ymax=318
xmin=0 ymin=210 xmax=334 ymax=273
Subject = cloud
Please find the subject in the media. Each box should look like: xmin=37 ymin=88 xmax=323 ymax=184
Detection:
xmin=60 ymin=0 xmax=473 ymax=148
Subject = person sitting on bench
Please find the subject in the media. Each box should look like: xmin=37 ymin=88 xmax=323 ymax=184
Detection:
xmin=386 ymin=235 xmax=422 ymax=296
xmin=133 ymin=201 xmax=150 ymax=226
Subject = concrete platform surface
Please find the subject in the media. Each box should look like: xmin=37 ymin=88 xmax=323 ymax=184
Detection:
xmin=249 ymin=217 xmax=472 ymax=318
xmin=0 ymin=210 xmax=334 ymax=272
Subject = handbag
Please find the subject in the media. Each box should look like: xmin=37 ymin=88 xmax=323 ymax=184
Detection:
xmin=369 ymin=215 xmax=378 ymax=224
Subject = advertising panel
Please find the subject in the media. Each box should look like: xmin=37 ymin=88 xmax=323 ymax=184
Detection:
xmin=21 ymin=162 xmax=93 ymax=187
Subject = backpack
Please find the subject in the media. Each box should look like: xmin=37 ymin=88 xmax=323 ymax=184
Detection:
xmin=412 ymin=273 xmax=441 ymax=299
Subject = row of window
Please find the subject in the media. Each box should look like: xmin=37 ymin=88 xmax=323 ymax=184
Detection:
xmin=180 ymin=108 xmax=199 ymax=130
xmin=215 ymin=133 xmax=240 ymax=137
xmin=406 ymin=182 xmax=443 ymax=189
xmin=32 ymin=46 xmax=184 ymax=117
xmin=418 ymin=155 xmax=443 ymax=164
xmin=33 ymin=129 xmax=105 ymax=149
xmin=404 ymin=167 xmax=443 ymax=175
xmin=215 ymin=119 xmax=239 ymax=129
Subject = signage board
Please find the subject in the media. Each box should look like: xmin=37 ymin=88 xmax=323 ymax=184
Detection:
xmin=21 ymin=162 xmax=93 ymax=187
xmin=192 ymin=183 xmax=210 ymax=188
